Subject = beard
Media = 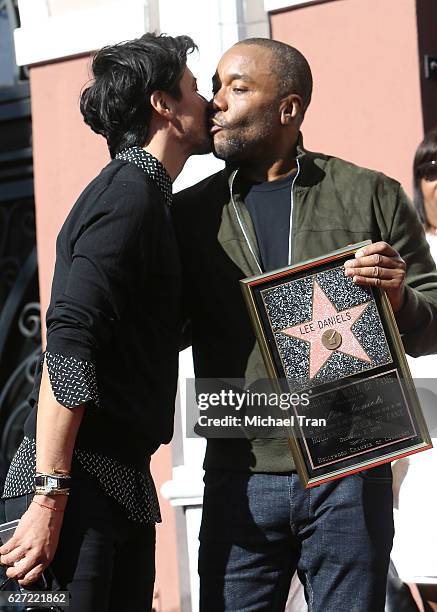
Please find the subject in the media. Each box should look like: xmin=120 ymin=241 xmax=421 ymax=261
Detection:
xmin=213 ymin=134 xmax=252 ymax=162
xmin=211 ymin=110 xmax=277 ymax=163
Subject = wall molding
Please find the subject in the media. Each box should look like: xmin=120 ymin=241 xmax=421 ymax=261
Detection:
xmin=264 ymin=0 xmax=333 ymax=13
xmin=14 ymin=0 xmax=149 ymax=66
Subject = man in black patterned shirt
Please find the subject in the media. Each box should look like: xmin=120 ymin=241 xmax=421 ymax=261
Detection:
xmin=0 ymin=32 xmax=209 ymax=611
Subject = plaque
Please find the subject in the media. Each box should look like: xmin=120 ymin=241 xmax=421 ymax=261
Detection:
xmin=240 ymin=241 xmax=432 ymax=487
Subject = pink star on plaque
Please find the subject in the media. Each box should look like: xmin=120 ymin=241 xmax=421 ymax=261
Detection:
xmin=280 ymin=280 xmax=371 ymax=379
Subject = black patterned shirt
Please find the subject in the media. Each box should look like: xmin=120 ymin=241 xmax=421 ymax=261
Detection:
xmin=2 ymin=148 xmax=175 ymax=524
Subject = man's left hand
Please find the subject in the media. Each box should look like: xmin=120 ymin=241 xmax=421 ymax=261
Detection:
xmin=344 ymin=242 xmax=406 ymax=312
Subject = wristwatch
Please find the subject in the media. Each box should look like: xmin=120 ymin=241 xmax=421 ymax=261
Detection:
xmin=34 ymin=474 xmax=72 ymax=495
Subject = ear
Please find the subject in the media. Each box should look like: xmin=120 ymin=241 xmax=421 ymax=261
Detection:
xmin=279 ymin=94 xmax=303 ymax=126
xmin=150 ymin=90 xmax=174 ymax=120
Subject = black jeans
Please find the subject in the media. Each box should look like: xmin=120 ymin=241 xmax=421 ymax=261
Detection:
xmin=4 ymin=468 xmax=155 ymax=612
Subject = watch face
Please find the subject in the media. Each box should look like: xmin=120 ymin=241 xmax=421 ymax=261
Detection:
xmin=47 ymin=476 xmax=58 ymax=488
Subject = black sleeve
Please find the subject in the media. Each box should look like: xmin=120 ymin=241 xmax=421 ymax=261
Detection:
xmin=44 ymin=184 xmax=154 ymax=408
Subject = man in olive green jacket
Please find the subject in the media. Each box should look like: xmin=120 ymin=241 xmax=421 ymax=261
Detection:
xmin=172 ymin=38 xmax=437 ymax=612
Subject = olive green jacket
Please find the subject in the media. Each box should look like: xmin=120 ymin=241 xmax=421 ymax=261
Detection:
xmin=172 ymin=139 xmax=437 ymax=472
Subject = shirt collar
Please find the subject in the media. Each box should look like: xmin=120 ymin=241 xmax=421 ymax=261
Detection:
xmin=115 ymin=146 xmax=172 ymax=206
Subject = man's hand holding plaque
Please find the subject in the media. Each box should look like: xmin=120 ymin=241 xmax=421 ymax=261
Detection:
xmin=344 ymin=241 xmax=406 ymax=313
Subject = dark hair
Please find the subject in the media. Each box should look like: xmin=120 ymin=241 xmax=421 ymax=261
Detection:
xmin=80 ymin=33 xmax=197 ymax=157
xmin=413 ymin=127 xmax=437 ymax=230
xmin=235 ymin=38 xmax=312 ymax=117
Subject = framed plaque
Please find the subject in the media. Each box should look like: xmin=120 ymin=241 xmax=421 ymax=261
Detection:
xmin=240 ymin=241 xmax=432 ymax=487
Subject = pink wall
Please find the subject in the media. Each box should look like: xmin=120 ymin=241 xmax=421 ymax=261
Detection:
xmin=30 ymin=56 xmax=108 ymax=324
xmin=30 ymin=55 xmax=181 ymax=612
xmin=270 ymin=0 xmax=424 ymax=196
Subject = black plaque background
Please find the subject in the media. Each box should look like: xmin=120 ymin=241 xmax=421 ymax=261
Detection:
xmin=291 ymin=371 xmax=422 ymax=479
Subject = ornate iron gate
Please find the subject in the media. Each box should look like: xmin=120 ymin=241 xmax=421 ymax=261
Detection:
xmin=0 ymin=1 xmax=40 ymax=484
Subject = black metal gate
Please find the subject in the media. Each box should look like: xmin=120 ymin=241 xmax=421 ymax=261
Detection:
xmin=0 ymin=2 xmax=40 ymax=486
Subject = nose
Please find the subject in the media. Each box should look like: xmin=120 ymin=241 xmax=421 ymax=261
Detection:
xmin=212 ymin=88 xmax=227 ymax=111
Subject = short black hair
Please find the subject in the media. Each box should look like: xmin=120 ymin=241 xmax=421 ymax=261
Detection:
xmin=235 ymin=38 xmax=312 ymax=115
xmin=80 ymin=32 xmax=197 ymax=157
xmin=413 ymin=127 xmax=437 ymax=230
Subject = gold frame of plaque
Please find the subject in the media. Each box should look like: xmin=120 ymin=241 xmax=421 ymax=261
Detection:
xmin=240 ymin=241 xmax=432 ymax=488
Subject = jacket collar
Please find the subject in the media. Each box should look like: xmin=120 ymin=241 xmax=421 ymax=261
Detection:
xmin=217 ymin=132 xmax=327 ymax=278
xmin=226 ymin=131 xmax=307 ymax=194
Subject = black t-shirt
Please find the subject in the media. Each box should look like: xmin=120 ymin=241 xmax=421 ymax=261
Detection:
xmin=245 ymin=172 xmax=296 ymax=272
